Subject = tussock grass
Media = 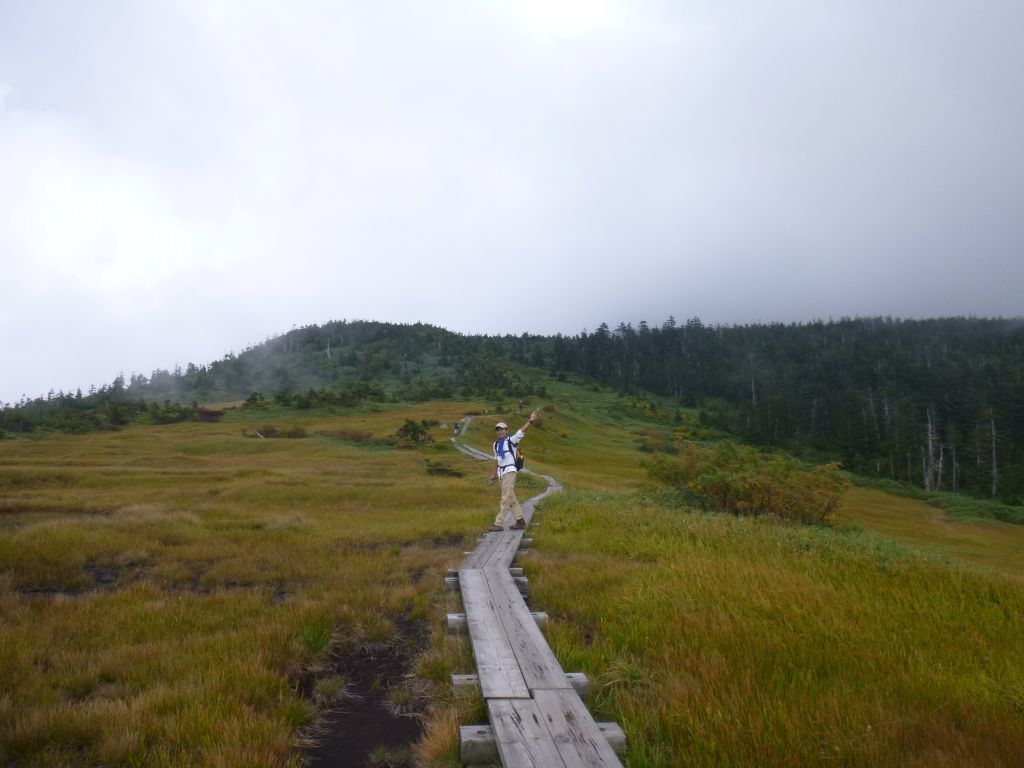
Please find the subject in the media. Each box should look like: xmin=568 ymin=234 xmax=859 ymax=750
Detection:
xmin=529 ymin=490 xmax=1024 ymax=767
xmin=0 ymin=401 xmax=491 ymax=766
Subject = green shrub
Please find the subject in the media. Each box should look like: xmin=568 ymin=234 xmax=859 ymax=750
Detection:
xmin=242 ymin=392 xmax=267 ymax=409
xmin=646 ymin=440 xmax=849 ymax=524
xmin=394 ymin=419 xmax=432 ymax=445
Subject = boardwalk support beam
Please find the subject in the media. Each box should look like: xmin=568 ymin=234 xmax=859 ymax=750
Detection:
xmin=460 ymin=721 xmax=626 ymax=765
xmin=447 ymin=611 xmax=547 ymax=634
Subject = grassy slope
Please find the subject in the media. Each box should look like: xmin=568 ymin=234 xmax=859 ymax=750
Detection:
xmin=841 ymin=486 xmax=1024 ymax=580
xmin=2 ymin=381 xmax=1023 ymax=766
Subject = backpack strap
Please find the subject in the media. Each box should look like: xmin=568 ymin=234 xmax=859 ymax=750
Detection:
xmin=494 ymin=436 xmax=515 ymax=464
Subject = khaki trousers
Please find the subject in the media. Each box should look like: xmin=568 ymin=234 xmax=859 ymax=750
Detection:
xmin=495 ymin=470 xmax=524 ymax=525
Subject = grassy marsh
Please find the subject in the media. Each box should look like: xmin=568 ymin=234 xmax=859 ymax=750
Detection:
xmin=3 ymin=383 xmax=1023 ymax=766
xmin=0 ymin=401 xmax=493 ymax=766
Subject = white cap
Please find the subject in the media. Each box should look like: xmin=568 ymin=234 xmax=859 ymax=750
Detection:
xmin=495 ymin=422 xmax=508 ymax=429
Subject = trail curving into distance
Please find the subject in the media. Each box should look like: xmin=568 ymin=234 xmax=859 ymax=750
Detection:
xmin=450 ymin=416 xmax=563 ymax=508
xmin=447 ymin=416 xmax=625 ymax=767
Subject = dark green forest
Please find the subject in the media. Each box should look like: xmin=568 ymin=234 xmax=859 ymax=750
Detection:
xmin=4 ymin=316 xmax=1023 ymax=503
xmin=556 ymin=317 xmax=1024 ymax=501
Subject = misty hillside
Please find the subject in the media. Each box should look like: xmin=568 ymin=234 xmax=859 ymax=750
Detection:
xmin=3 ymin=316 xmax=1023 ymax=504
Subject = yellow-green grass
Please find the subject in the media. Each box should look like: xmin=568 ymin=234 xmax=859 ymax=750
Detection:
xmin=528 ymin=490 xmax=1024 ymax=767
xmin=5 ymin=382 xmax=1024 ymax=766
xmin=841 ymin=487 xmax=1024 ymax=580
xmin=0 ymin=400 xmax=497 ymax=767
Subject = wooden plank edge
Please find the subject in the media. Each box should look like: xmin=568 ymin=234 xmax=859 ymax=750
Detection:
xmin=445 ymin=575 xmax=528 ymax=594
xmin=448 ymin=611 xmax=547 ymax=634
xmin=452 ymin=672 xmax=589 ymax=699
xmin=448 ymin=567 xmax=525 ymax=577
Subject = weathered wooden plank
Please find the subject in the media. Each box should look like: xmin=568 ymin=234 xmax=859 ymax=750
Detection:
xmin=458 ymin=568 xmax=530 ymax=699
xmin=484 ymin=567 xmax=571 ymax=692
xmin=460 ymin=721 xmax=625 ymax=765
xmin=532 ymin=688 xmax=624 ymax=768
xmin=484 ymin=529 xmax=526 ymax=568
xmin=463 ymin=529 xmax=505 ymax=568
xmin=487 ymin=698 xmax=567 ymax=768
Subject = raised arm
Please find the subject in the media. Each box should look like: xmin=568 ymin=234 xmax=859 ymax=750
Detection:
xmin=520 ymin=410 xmax=539 ymax=433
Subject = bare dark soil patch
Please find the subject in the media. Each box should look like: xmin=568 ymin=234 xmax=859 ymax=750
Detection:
xmin=17 ymin=560 xmax=152 ymax=597
xmin=18 ymin=584 xmax=89 ymax=597
xmin=84 ymin=560 xmax=150 ymax=589
xmin=424 ymin=460 xmax=464 ymax=477
xmin=431 ymin=534 xmax=463 ymax=548
xmin=18 ymin=562 xmax=294 ymax=602
xmin=301 ymin=617 xmax=430 ymax=768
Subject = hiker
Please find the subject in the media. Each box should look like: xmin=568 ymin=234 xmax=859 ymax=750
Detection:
xmin=488 ymin=410 xmax=539 ymax=531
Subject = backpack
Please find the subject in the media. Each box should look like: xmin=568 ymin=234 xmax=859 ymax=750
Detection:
xmin=495 ymin=436 xmax=524 ymax=470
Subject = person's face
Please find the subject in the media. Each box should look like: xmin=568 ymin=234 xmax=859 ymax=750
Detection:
xmin=496 ymin=427 xmax=507 ymax=437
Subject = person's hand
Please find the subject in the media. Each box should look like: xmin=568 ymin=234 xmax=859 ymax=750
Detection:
xmin=529 ymin=410 xmax=538 ymax=423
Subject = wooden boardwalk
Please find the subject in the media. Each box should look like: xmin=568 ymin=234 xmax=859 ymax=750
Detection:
xmin=450 ymin=422 xmax=625 ymax=768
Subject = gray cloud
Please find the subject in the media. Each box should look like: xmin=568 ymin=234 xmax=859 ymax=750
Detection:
xmin=2 ymin=0 xmax=1022 ymax=402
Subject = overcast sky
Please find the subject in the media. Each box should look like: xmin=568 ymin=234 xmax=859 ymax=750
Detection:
xmin=2 ymin=1 xmax=1023 ymax=403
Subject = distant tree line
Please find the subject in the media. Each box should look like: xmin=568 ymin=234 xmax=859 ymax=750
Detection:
xmin=0 ymin=376 xmax=207 ymax=434
xmin=3 ymin=316 xmax=1022 ymax=503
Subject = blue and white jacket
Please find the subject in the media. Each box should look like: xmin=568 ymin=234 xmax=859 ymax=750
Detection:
xmin=493 ymin=429 xmax=525 ymax=477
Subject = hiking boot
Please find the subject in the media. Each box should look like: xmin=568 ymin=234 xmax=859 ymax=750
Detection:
xmin=488 ymin=525 xmax=504 ymax=532
xmin=510 ymin=519 xmax=527 ymax=530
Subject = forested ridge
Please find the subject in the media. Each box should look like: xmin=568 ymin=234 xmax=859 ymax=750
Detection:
xmin=4 ymin=316 xmax=1023 ymax=502
xmin=0 ymin=321 xmax=547 ymax=433
xmin=556 ymin=316 xmax=1024 ymax=502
